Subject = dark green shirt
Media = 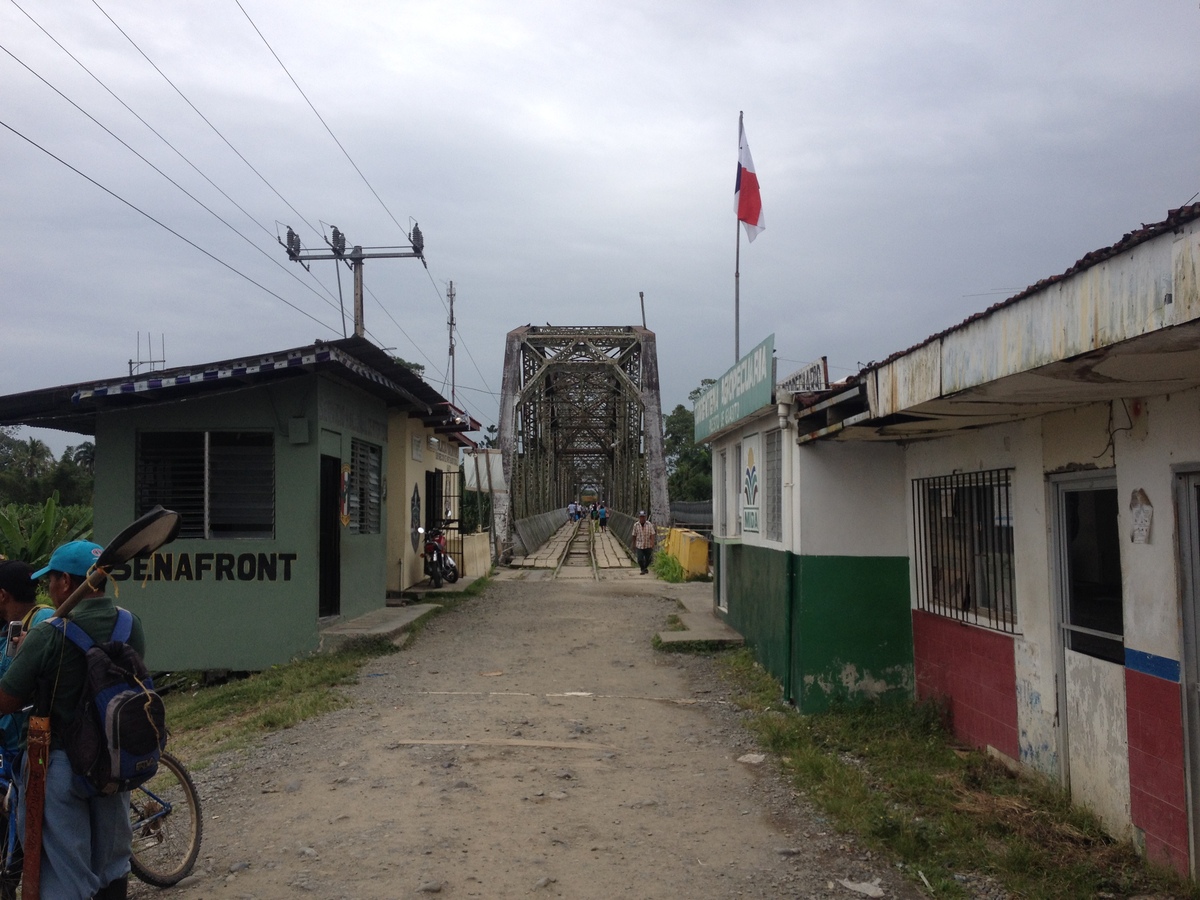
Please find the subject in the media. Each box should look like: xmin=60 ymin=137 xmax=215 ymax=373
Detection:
xmin=0 ymin=596 xmax=146 ymax=751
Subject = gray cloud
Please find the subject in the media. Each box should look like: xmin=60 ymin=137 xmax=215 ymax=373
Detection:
xmin=3 ymin=0 xmax=1199 ymax=453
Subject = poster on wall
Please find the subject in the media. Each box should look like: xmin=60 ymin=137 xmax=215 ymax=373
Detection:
xmin=742 ymin=433 xmax=761 ymax=533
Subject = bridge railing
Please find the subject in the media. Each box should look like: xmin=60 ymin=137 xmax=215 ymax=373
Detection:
xmin=512 ymin=507 xmax=569 ymax=558
xmin=606 ymin=509 xmax=636 ymax=550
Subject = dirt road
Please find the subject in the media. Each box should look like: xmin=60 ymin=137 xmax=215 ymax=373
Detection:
xmin=138 ymin=570 xmax=923 ymax=899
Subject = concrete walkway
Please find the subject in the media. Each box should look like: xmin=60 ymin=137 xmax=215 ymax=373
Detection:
xmin=319 ymin=602 xmax=441 ymax=652
xmin=319 ymin=574 xmax=487 ymax=652
xmin=655 ymin=581 xmax=744 ymax=648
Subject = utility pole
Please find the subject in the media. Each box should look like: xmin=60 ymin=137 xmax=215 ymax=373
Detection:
xmin=444 ymin=280 xmax=456 ymax=408
xmin=281 ymin=224 xmax=425 ymax=337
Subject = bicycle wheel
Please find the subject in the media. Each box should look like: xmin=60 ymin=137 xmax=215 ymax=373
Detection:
xmin=129 ymin=750 xmax=203 ymax=887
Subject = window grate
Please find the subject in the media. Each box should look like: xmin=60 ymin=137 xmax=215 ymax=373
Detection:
xmin=763 ymin=429 xmax=782 ymax=541
xmin=912 ymin=469 xmax=1015 ymax=632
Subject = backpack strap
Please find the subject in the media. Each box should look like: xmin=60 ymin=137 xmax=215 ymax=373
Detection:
xmin=51 ymin=609 xmax=133 ymax=651
xmin=50 ymin=618 xmax=95 ymax=653
xmin=110 ymin=609 xmax=133 ymax=644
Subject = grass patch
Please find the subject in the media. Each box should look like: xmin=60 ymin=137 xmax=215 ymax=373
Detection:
xmin=664 ymin=613 xmax=687 ymax=631
xmin=718 ymin=648 xmax=1197 ymax=899
xmin=652 ymin=552 xmax=686 ymax=582
xmin=161 ymin=577 xmax=496 ymax=765
xmin=161 ymin=635 xmax=402 ymax=766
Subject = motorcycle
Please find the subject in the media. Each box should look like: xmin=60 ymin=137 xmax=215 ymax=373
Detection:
xmin=418 ymin=520 xmax=459 ymax=588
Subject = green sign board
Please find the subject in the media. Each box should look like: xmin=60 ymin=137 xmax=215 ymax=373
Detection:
xmin=693 ymin=334 xmax=774 ymax=442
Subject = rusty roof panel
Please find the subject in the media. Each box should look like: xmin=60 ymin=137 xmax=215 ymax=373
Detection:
xmin=870 ymin=340 xmax=941 ymax=419
xmin=870 ymin=203 xmax=1200 ymax=377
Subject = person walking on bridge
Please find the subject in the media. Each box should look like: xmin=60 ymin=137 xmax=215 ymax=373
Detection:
xmin=631 ymin=510 xmax=657 ymax=574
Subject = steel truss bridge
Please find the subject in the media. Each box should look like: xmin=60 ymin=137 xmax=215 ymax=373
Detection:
xmin=497 ymin=325 xmax=668 ymax=546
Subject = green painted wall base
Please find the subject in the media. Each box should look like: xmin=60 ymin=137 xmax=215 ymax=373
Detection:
xmin=717 ymin=542 xmax=913 ymax=713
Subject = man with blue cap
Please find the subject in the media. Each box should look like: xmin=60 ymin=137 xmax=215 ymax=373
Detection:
xmin=0 ymin=540 xmax=145 ymax=899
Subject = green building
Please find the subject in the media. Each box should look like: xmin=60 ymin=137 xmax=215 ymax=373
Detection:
xmin=0 ymin=337 xmax=475 ymax=671
xmin=697 ymin=336 xmax=914 ymax=713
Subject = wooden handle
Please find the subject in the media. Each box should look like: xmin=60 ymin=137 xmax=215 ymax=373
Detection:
xmin=22 ymin=715 xmax=50 ymax=900
xmin=54 ymin=566 xmax=108 ymax=621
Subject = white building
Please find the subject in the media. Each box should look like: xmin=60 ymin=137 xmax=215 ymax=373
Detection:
xmin=702 ymin=203 xmax=1200 ymax=874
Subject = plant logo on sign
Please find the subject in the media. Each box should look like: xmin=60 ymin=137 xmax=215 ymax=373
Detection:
xmin=743 ymin=446 xmax=760 ymax=533
xmin=744 ymin=448 xmax=758 ymax=505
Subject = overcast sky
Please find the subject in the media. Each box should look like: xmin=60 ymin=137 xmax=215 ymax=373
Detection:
xmin=3 ymin=1 xmax=1199 ymax=454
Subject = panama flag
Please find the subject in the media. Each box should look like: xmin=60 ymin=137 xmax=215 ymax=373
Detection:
xmin=735 ymin=115 xmax=764 ymax=242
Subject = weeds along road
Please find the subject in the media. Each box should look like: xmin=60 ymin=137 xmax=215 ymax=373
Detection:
xmin=142 ymin=570 xmax=924 ymax=900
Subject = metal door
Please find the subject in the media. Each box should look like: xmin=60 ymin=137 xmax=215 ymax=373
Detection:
xmin=1051 ymin=472 xmax=1128 ymax=834
xmin=425 ymin=468 xmax=463 ymax=574
xmin=318 ymin=455 xmax=341 ymax=618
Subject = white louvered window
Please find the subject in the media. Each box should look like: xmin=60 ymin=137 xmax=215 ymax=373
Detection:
xmin=349 ymin=439 xmax=382 ymax=534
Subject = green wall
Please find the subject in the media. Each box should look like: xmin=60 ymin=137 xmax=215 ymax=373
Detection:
xmin=93 ymin=375 xmax=388 ymax=671
xmin=794 ymin=555 xmax=913 ymax=711
xmin=719 ymin=542 xmax=913 ymax=713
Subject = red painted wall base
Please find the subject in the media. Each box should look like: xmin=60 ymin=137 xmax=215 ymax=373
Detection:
xmin=912 ymin=610 xmax=1019 ymax=760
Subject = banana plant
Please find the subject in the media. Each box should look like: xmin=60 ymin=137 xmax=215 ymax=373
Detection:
xmin=0 ymin=492 xmax=93 ymax=569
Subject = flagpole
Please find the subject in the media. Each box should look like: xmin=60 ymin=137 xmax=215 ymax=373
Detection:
xmin=734 ymin=218 xmax=741 ymax=362
xmin=734 ymin=109 xmax=743 ymax=363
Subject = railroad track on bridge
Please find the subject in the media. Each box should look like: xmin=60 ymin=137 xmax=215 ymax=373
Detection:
xmin=555 ymin=521 xmax=596 ymax=577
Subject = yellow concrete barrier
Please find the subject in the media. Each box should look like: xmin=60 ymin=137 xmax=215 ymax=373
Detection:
xmin=664 ymin=528 xmax=709 ymax=579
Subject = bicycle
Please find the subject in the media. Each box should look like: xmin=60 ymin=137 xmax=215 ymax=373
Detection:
xmin=128 ymin=749 xmax=204 ymax=887
xmin=0 ymin=747 xmax=202 ymax=890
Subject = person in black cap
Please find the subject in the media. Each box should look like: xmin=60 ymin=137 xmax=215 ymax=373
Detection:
xmin=0 ymin=560 xmax=54 ymax=666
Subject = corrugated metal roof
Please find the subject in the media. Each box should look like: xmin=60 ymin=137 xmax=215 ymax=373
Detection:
xmin=867 ymin=203 xmax=1200 ymax=374
xmin=0 ymin=337 xmax=478 ymax=440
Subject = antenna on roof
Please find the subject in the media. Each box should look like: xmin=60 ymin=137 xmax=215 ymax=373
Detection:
xmin=129 ymin=332 xmax=166 ymax=377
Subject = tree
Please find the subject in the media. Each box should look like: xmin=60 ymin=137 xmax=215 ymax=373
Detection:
xmin=663 ymin=401 xmax=712 ymax=503
xmin=688 ymin=378 xmax=716 ymax=404
xmin=71 ymin=441 xmax=95 ymax=474
xmin=0 ymin=433 xmax=94 ymax=506
xmin=390 ymin=355 xmax=425 ymax=376
xmin=14 ymin=438 xmax=52 ymax=480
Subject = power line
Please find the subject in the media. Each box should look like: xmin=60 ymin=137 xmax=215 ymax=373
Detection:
xmin=0 ymin=40 xmax=347 ymax=322
xmin=230 ymin=3 xmax=496 ymax=426
xmin=0 ymin=117 xmax=338 ymax=334
xmin=234 ymin=0 xmax=410 ymax=240
xmin=11 ymin=0 xmax=349 ymax=307
xmin=90 ymin=0 xmax=324 ymax=242
xmin=9 ymin=0 xmax=277 ymax=243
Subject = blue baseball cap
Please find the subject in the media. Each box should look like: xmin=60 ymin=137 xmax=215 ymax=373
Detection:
xmin=31 ymin=541 xmax=104 ymax=579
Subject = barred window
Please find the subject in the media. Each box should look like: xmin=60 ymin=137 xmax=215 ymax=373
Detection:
xmin=912 ymin=469 xmax=1015 ymax=631
xmin=763 ymin=429 xmax=782 ymax=541
xmin=348 ymin=439 xmax=382 ymax=534
xmin=137 ymin=432 xmax=274 ymax=539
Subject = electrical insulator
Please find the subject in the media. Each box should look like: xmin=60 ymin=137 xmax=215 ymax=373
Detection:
xmin=411 ymin=223 xmax=424 ymax=257
xmin=331 ymin=227 xmax=346 ymax=256
xmin=286 ymin=227 xmax=301 ymax=259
